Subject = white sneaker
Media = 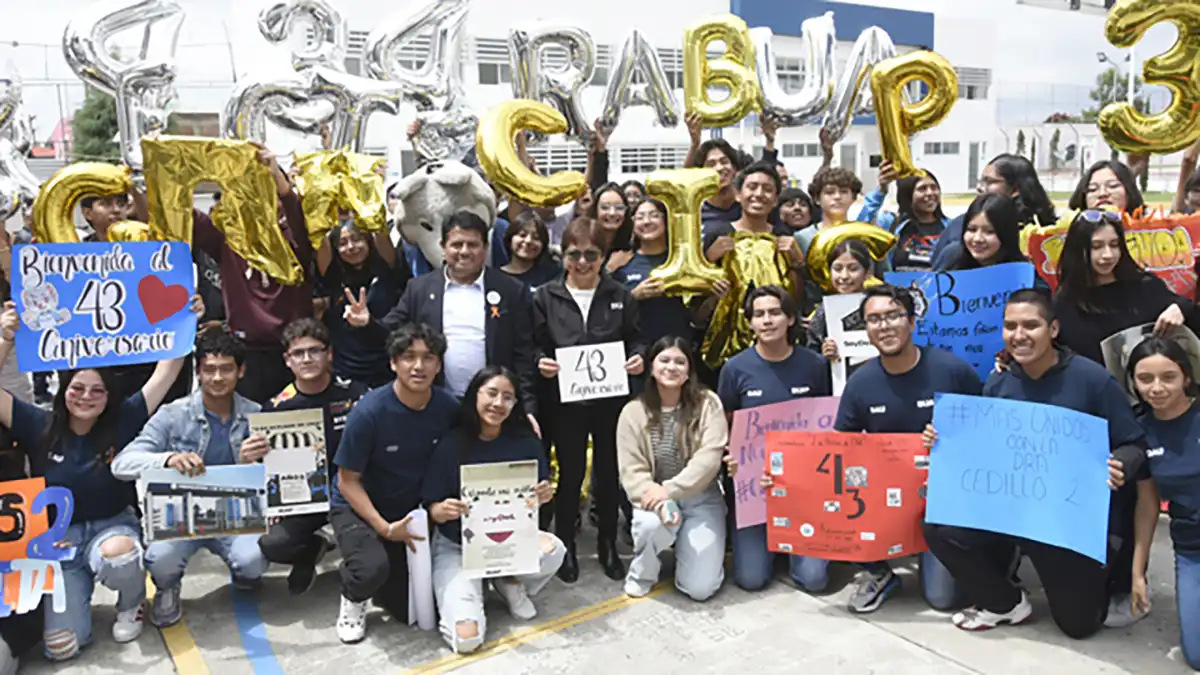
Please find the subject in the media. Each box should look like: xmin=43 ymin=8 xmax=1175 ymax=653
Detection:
xmin=1104 ymin=593 xmax=1149 ymax=628
xmin=151 ymin=587 xmax=182 ymax=628
xmin=112 ymin=606 xmax=144 ymax=643
xmin=336 ymin=595 xmax=368 ymax=643
xmin=952 ymin=592 xmax=1033 ymax=631
xmin=623 ymin=578 xmax=653 ymax=598
xmin=494 ymin=579 xmax=537 ymax=620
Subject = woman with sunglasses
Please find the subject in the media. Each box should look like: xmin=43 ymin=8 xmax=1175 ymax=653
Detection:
xmin=422 ymin=366 xmax=563 ymax=654
xmin=0 ymin=300 xmax=193 ymax=661
xmin=1054 ymin=209 xmax=1196 ymax=368
xmin=533 ymin=218 xmax=645 ymax=583
xmin=618 ymin=336 xmax=728 ymax=600
xmin=1128 ymin=338 xmax=1200 ymax=668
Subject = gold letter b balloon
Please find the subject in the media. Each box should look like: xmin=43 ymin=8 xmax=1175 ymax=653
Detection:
xmin=869 ymin=50 xmax=958 ymax=179
xmin=645 ymin=168 xmax=725 ymax=302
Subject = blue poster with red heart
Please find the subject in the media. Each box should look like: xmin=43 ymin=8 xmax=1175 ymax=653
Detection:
xmin=12 ymin=241 xmax=196 ymax=373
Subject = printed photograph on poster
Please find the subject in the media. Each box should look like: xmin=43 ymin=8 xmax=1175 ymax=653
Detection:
xmin=824 ymin=293 xmax=877 ymax=359
xmin=0 ymin=478 xmax=74 ymax=617
xmin=460 ymin=460 xmax=540 ymax=579
xmin=555 ymin=341 xmax=629 ymax=403
xmin=1101 ymin=323 xmax=1200 ymax=403
xmin=139 ymin=465 xmax=268 ymax=543
xmin=12 ymin=242 xmax=197 ymax=373
xmin=249 ymin=409 xmax=330 ymax=519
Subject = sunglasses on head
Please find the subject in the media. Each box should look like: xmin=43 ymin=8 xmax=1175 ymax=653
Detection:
xmin=565 ymin=249 xmax=602 ymax=263
xmin=1077 ymin=209 xmax=1122 ymax=225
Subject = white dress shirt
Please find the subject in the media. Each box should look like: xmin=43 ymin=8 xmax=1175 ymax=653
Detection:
xmin=442 ymin=268 xmax=488 ymax=396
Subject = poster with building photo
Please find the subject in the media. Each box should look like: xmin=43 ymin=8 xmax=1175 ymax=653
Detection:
xmin=460 ymin=460 xmax=540 ymax=579
xmin=140 ymin=465 xmax=268 ymax=542
xmin=823 ymin=293 xmax=876 ymax=395
xmin=249 ymin=409 xmax=330 ymax=519
xmin=1101 ymin=323 xmax=1200 ymax=403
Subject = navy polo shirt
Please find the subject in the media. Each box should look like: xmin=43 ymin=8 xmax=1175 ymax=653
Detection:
xmin=1140 ymin=403 xmax=1200 ymax=554
xmin=718 ymin=345 xmax=832 ymax=412
xmin=835 ymin=347 xmax=982 ymax=433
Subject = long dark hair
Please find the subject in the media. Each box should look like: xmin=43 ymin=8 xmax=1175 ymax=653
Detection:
xmin=988 ymin=154 xmax=1057 ymax=227
xmin=953 ymin=194 xmax=1026 ymax=269
xmin=504 ymin=210 xmax=552 ymax=266
xmin=639 ymin=336 xmax=709 ymax=434
xmin=588 ymin=182 xmax=635 ymax=253
xmin=1055 ymin=209 xmax=1145 ymax=312
xmin=1126 ymin=336 xmax=1200 ymax=403
xmin=41 ymin=368 xmax=124 ymax=466
xmin=633 ymin=198 xmax=668 ymax=253
xmin=1068 ymin=160 xmax=1145 ymax=214
xmin=455 ymin=365 xmax=534 ymax=444
xmin=895 ymin=170 xmax=946 ymax=227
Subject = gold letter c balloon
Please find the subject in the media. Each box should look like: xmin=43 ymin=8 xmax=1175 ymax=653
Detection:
xmin=476 ymin=99 xmax=587 ymax=208
xmin=869 ymin=50 xmax=958 ymax=179
xmin=32 ymin=162 xmax=146 ymax=243
xmin=806 ymin=223 xmax=896 ymax=293
xmin=1099 ymin=0 xmax=1200 ymax=153
xmin=645 ymin=168 xmax=725 ymax=302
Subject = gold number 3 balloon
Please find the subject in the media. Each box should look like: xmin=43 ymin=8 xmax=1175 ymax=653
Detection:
xmin=1099 ymin=0 xmax=1200 ymax=154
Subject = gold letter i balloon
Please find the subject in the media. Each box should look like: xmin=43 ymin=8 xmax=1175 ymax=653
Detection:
xmin=1099 ymin=0 xmax=1200 ymax=154
xmin=869 ymin=50 xmax=958 ymax=179
xmin=645 ymin=168 xmax=725 ymax=303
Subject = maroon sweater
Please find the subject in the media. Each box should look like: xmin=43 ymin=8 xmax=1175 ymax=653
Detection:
xmin=193 ymin=192 xmax=313 ymax=348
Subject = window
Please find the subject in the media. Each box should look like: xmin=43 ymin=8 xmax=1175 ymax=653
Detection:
xmin=525 ymin=145 xmax=590 ymax=175
xmin=775 ymin=57 xmax=803 ymax=94
xmin=781 ymin=143 xmax=820 ymax=158
xmin=958 ymin=85 xmax=988 ymax=100
xmin=478 ymin=63 xmax=511 ymax=85
xmin=619 ymin=145 xmax=689 ymax=174
xmin=924 ymin=142 xmax=961 ymax=155
xmin=475 ymin=37 xmax=512 ymax=86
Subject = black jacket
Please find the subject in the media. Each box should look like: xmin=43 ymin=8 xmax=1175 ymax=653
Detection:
xmin=376 ymin=268 xmax=539 ymax=414
xmin=533 ymin=274 xmax=644 ymax=404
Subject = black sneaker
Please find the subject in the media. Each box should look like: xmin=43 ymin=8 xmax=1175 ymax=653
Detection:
xmin=287 ymin=537 xmax=330 ymax=595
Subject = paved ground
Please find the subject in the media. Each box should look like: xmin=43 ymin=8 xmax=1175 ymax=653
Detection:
xmin=15 ymin=515 xmax=1197 ymax=675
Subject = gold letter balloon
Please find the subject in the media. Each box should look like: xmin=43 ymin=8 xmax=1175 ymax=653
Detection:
xmin=645 ymin=168 xmax=725 ymax=302
xmin=31 ymin=162 xmax=147 ymax=243
xmin=141 ymin=136 xmax=305 ymax=285
xmin=1099 ymin=0 xmax=1200 ymax=153
xmin=293 ymin=149 xmax=388 ymax=250
xmin=683 ymin=14 xmax=759 ymax=129
xmin=806 ymin=223 xmax=897 ymax=293
xmin=869 ymin=50 xmax=958 ymax=179
xmin=475 ymin=99 xmax=587 ymax=208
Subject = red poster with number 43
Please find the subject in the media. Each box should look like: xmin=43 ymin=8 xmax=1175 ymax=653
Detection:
xmin=765 ymin=431 xmax=929 ymax=562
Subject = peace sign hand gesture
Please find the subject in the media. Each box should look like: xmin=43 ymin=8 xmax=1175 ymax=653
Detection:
xmin=343 ymin=288 xmax=370 ymax=328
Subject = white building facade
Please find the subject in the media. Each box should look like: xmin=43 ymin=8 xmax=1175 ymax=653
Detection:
xmin=0 ymin=0 xmax=1178 ymax=195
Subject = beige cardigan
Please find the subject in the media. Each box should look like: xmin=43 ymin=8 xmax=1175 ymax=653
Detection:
xmin=617 ymin=390 xmax=728 ymax=504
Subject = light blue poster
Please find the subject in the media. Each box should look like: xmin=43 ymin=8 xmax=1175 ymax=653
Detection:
xmin=926 ymin=393 xmax=1112 ymax=563
xmin=13 ymin=242 xmax=196 ymax=373
xmin=885 ymin=262 xmax=1035 ymax=380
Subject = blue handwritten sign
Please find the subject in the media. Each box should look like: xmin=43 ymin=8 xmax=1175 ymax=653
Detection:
xmin=926 ymin=393 xmax=1111 ymax=562
xmin=13 ymin=242 xmax=196 ymax=373
xmin=885 ymin=263 xmax=1035 ymax=380
xmin=729 ymin=397 xmax=840 ymax=528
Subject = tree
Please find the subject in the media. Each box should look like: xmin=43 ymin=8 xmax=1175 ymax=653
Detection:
xmin=1081 ymin=65 xmax=1149 ymax=122
xmin=1049 ymin=128 xmax=1061 ymax=172
xmin=1016 ymin=130 xmax=1026 ymax=156
xmin=70 ymin=88 xmax=120 ymax=162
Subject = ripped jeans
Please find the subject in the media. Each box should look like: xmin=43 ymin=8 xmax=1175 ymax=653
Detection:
xmin=44 ymin=508 xmax=145 ymax=661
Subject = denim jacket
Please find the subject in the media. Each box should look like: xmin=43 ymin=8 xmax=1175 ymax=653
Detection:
xmin=111 ymin=390 xmax=261 ymax=480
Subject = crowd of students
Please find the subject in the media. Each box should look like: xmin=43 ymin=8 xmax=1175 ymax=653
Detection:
xmin=4 ymin=123 xmax=1200 ymax=673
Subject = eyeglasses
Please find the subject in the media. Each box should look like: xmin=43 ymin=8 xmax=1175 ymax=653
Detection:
xmin=565 ymin=249 xmax=602 ymax=263
xmin=480 ymin=387 xmax=517 ymax=408
xmin=1085 ymin=181 xmax=1125 ymax=194
xmin=598 ymin=204 xmax=627 ymax=214
xmin=864 ymin=311 xmax=909 ymax=327
xmin=66 ymin=384 xmax=108 ymax=399
xmin=287 ymin=347 xmax=327 ymax=361
xmin=1076 ymin=209 xmax=1122 ymax=225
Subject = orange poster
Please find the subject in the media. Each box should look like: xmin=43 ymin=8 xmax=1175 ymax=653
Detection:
xmin=765 ymin=431 xmax=929 ymax=563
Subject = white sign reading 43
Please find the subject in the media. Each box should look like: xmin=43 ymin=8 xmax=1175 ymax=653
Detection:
xmin=555 ymin=342 xmax=630 ymax=404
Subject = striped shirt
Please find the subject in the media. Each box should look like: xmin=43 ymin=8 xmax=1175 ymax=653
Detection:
xmin=651 ymin=408 xmax=684 ymax=482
